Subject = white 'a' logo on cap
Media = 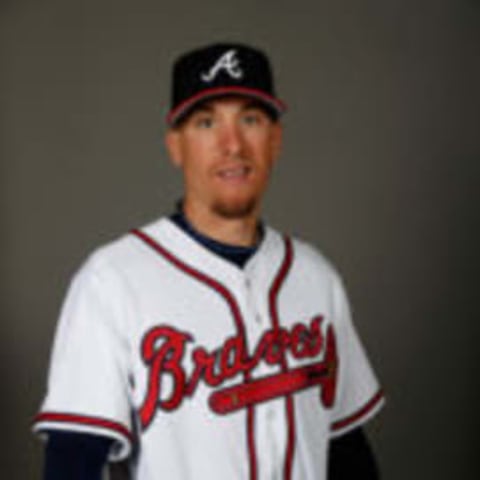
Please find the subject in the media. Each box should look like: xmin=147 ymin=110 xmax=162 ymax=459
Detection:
xmin=200 ymin=49 xmax=243 ymax=82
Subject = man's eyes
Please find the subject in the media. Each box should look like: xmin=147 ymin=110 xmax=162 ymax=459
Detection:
xmin=192 ymin=111 xmax=266 ymax=128
xmin=242 ymin=115 xmax=260 ymax=125
xmin=194 ymin=116 xmax=214 ymax=128
xmin=241 ymin=113 xmax=260 ymax=125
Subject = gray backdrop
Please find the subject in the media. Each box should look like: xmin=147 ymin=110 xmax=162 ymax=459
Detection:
xmin=1 ymin=0 xmax=479 ymax=478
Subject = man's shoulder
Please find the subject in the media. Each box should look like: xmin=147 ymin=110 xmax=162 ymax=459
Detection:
xmin=267 ymin=227 xmax=342 ymax=283
xmin=78 ymin=216 xmax=170 ymax=277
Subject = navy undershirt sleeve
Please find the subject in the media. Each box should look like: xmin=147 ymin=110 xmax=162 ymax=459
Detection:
xmin=43 ymin=431 xmax=112 ymax=480
xmin=328 ymin=428 xmax=380 ymax=479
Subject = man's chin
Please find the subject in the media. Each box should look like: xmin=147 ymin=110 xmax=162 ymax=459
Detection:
xmin=211 ymin=198 xmax=258 ymax=220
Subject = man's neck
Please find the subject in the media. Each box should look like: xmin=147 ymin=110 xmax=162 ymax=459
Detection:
xmin=183 ymin=202 xmax=261 ymax=247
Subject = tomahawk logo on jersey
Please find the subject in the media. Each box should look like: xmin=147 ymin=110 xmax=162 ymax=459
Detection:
xmin=34 ymin=218 xmax=384 ymax=480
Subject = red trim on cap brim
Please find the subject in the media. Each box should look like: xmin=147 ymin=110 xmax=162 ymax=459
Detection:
xmin=166 ymin=86 xmax=287 ymax=126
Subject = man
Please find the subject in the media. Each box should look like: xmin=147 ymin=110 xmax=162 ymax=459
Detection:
xmin=34 ymin=43 xmax=384 ymax=480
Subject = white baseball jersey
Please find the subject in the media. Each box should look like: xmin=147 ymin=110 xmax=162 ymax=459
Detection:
xmin=34 ymin=217 xmax=384 ymax=480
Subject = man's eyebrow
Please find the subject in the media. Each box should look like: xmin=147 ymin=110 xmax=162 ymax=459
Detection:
xmin=192 ymin=104 xmax=214 ymax=114
xmin=242 ymin=100 xmax=265 ymax=111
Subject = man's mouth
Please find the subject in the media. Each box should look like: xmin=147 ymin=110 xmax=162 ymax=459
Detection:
xmin=217 ymin=165 xmax=251 ymax=181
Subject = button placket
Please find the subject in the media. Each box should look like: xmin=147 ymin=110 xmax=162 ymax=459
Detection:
xmin=240 ymin=267 xmax=286 ymax=480
xmin=243 ymin=275 xmax=264 ymax=326
xmin=266 ymin=404 xmax=282 ymax=480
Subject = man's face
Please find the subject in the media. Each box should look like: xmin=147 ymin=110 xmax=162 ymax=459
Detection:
xmin=166 ymin=96 xmax=282 ymax=220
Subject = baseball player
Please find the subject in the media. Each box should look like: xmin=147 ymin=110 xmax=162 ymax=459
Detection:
xmin=34 ymin=43 xmax=384 ymax=480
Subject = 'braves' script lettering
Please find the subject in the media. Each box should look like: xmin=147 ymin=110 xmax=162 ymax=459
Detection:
xmin=139 ymin=316 xmax=338 ymax=429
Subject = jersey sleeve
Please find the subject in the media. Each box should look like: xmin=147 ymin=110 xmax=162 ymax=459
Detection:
xmin=33 ymin=254 xmax=134 ymax=461
xmin=329 ymin=276 xmax=384 ymax=438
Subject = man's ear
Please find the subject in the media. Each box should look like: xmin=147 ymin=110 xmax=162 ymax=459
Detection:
xmin=165 ymin=129 xmax=183 ymax=168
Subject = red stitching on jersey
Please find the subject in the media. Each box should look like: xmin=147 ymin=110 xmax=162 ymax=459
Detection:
xmin=268 ymin=236 xmax=295 ymax=480
xmin=131 ymin=228 xmax=258 ymax=480
xmin=34 ymin=412 xmax=133 ymax=441
xmin=330 ymin=390 xmax=384 ymax=432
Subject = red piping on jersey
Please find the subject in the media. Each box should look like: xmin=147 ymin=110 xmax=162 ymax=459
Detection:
xmin=268 ymin=236 xmax=295 ymax=480
xmin=330 ymin=389 xmax=384 ymax=432
xmin=34 ymin=412 xmax=133 ymax=442
xmin=131 ymin=228 xmax=258 ymax=480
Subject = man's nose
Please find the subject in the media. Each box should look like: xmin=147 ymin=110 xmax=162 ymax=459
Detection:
xmin=220 ymin=122 xmax=244 ymax=157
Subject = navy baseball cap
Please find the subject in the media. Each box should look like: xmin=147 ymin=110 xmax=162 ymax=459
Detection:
xmin=167 ymin=43 xmax=286 ymax=126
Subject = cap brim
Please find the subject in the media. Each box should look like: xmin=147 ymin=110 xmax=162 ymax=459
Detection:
xmin=166 ymin=86 xmax=286 ymax=126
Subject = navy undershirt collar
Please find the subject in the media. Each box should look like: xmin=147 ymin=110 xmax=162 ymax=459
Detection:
xmin=169 ymin=210 xmax=261 ymax=268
